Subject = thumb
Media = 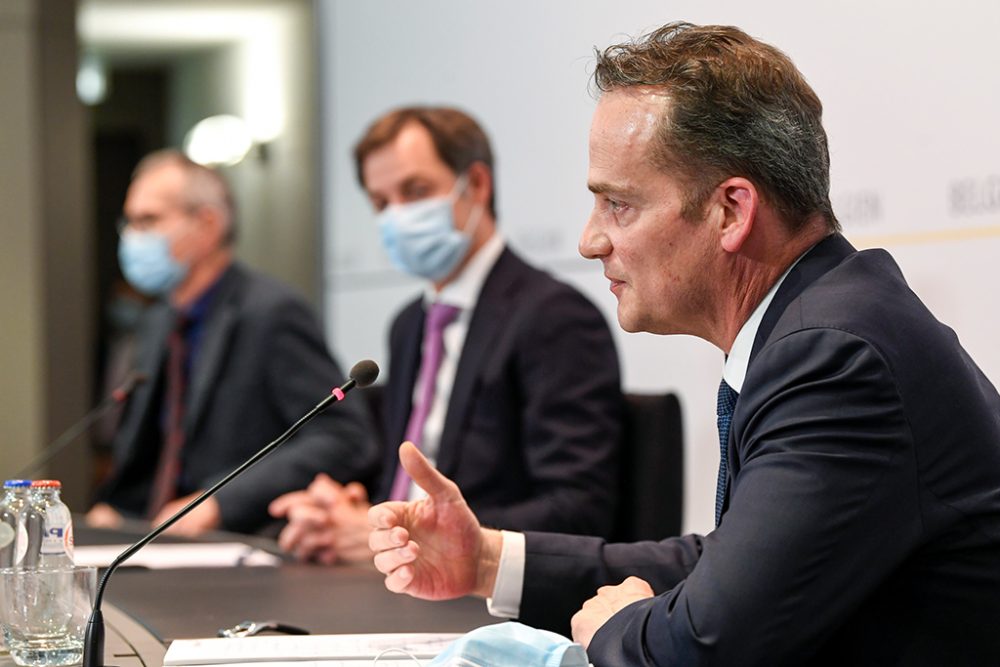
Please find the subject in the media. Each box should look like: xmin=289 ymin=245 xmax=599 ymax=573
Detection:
xmin=398 ymin=441 xmax=460 ymax=501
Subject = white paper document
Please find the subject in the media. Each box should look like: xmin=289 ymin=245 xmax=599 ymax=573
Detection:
xmin=163 ymin=633 xmax=462 ymax=666
xmin=73 ymin=542 xmax=282 ymax=569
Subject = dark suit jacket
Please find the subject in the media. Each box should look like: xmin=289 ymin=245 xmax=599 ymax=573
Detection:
xmin=376 ymin=248 xmax=622 ymax=536
xmin=99 ymin=263 xmax=378 ymax=533
xmin=519 ymin=235 xmax=1000 ymax=665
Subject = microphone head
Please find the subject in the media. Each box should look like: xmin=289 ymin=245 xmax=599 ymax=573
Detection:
xmin=349 ymin=359 xmax=380 ymax=388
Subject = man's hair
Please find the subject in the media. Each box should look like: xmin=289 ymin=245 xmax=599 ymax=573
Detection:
xmin=132 ymin=149 xmax=239 ymax=244
xmin=353 ymin=106 xmax=497 ymax=219
xmin=594 ymin=22 xmax=839 ymax=233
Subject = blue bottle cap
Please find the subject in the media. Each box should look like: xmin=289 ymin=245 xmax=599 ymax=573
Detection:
xmin=3 ymin=480 xmax=32 ymax=488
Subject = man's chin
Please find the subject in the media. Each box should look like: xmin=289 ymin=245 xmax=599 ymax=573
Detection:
xmin=616 ymin=309 xmax=643 ymax=334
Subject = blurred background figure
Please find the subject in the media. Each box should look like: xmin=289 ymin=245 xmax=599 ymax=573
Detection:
xmin=87 ymin=150 xmax=377 ymax=536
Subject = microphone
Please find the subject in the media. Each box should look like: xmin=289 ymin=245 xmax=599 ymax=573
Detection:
xmin=82 ymin=359 xmax=379 ymax=667
xmin=12 ymin=373 xmax=147 ymax=479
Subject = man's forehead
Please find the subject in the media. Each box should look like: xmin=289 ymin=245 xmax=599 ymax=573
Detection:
xmin=127 ymin=165 xmax=184 ymax=207
xmin=363 ymin=122 xmax=451 ymax=188
xmin=592 ymin=87 xmax=669 ymax=142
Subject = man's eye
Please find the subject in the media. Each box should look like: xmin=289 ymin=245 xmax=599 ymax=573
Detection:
xmin=608 ymin=198 xmax=628 ymax=214
xmin=403 ymin=184 xmax=432 ymax=201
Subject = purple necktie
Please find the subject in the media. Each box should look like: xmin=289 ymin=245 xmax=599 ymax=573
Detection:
xmin=389 ymin=302 xmax=461 ymax=500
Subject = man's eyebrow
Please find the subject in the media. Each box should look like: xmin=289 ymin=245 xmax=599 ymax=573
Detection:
xmin=588 ymin=180 xmax=631 ymax=196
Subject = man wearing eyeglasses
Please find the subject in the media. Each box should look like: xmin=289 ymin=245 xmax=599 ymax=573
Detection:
xmin=86 ymin=149 xmax=377 ymax=536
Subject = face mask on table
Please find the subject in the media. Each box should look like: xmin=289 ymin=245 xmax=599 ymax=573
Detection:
xmin=425 ymin=621 xmax=589 ymax=667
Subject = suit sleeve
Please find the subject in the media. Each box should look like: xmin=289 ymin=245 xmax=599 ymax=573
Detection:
xmin=582 ymin=328 xmax=920 ymax=666
xmin=474 ymin=287 xmax=623 ymax=537
xmin=211 ymin=296 xmax=379 ymax=532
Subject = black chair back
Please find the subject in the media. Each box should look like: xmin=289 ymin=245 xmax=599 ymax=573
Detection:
xmin=613 ymin=392 xmax=684 ymax=542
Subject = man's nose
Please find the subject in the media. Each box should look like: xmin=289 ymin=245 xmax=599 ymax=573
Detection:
xmin=578 ymin=214 xmax=611 ymax=260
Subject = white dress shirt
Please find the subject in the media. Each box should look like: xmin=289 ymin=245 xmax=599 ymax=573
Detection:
xmin=402 ymin=232 xmax=506 ymax=501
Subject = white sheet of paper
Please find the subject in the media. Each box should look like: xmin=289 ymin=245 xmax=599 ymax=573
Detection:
xmin=162 ymin=633 xmax=462 ymax=665
xmin=73 ymin=543 xmax=282 ymax=569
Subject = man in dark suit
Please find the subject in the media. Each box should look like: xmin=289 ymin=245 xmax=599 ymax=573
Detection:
xmin=268 ymin=107 xmax=622 ymax=564
xmin=87 ymin=150 xmax=377 ymax=535
xmin=367 ymin=24 xmax=1000 ymax=665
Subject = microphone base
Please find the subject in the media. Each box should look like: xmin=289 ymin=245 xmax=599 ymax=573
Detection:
xmin=82 ymin=609 xmax=105 ymax=667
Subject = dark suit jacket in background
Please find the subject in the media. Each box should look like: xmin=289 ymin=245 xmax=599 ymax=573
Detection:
xmin=377 ymin=248 xmax=622 ymax=537
xmin=99 ymin=262 xmax=378 ymax=533
xmin=519 ymin=235 xmax=1000 ymax=665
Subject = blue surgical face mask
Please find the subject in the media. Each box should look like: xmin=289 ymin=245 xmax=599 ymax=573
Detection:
xmin=426 ymin=622 xmax=589 ymax=667
xmin=118 ymin=230 xmax=188 ymax=297
xmin=376 ymin=176 xmax=484 ymax=282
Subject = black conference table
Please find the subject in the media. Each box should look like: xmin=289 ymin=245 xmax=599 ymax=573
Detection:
xmin=70 ymin=522 xmax=497 ymax=666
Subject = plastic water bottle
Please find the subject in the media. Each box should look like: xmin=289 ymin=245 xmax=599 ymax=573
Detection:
xmin=0 ymin=480 xmax=32 ymax=569
xmin=19 ymin=480 xmax=74 ymax=569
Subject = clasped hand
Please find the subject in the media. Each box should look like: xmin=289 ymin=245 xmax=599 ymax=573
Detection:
xmin=269 ymin=473 xmax=372 ymax=564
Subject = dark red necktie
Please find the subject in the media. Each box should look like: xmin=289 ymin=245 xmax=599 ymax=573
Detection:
xmin=147 ymin=317 xmax=189 ymax=519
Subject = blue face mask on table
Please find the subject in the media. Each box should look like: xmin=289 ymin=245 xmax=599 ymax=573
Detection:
xmin=426 ymin=622 xmax=589 ymax=667
xmin=118 ymin=230 xmax=188 ymax=297
xmin=376 ymin=175 xmax=483 ymax=282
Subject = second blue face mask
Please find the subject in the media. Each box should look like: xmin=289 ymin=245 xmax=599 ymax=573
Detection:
xmin=425 ymin=621 xmax=589 ymax=667
xmin=118 ymin=230 xmax=188 ymax=297
xmin=376 ymin=177 xmax=483 ymax=282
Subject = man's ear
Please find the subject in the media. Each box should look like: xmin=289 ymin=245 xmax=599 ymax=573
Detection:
xmin=192 ymin=204 xmax=229 ymax=248
xmin=465 ymin=161 xmax=493 ymax=209
xmin=715 ymin=177 xmax=758 ymax=253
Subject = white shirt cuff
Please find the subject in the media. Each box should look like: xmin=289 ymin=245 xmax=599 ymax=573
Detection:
xmin=485 ymin=530 xmax=525 ymax=619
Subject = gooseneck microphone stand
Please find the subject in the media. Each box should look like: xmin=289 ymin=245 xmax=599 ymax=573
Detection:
xmin=82 ymin=360 xmax=379 ymax=667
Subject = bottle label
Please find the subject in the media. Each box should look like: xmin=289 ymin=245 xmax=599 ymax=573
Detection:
xmin=40 ymin=521 xmax=73 ymax=557
xmin=0 ymin=522 xmax=14 ymax=550
xmin=41 ymin=501 xmax=73 ymax=559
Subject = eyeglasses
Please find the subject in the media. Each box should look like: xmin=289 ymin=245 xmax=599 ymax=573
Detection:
xmin=117 ymin=205 xmax=198 ymax=236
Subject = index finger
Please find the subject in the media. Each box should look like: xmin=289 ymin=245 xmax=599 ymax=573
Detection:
xmin=368 ymin=500 xmax=408 ymax=529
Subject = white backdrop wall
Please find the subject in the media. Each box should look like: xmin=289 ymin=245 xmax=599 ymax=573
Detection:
xmin=317 ymin=1 xmax=1000 ymax=535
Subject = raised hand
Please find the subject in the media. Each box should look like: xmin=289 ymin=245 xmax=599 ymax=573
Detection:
xmin=368 ymin=442 xmax=502 ymax=600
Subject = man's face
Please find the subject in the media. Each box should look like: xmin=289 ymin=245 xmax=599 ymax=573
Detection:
xmin=122 ymin=164 xmax=212 ymax=268
xmin=361 ymin=122 xmax=476 ymax=233
xmin=579 ymin=88 xmax=718 ymax=336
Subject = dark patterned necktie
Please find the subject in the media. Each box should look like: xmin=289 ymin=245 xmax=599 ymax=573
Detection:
xmin=715 ymin=379 xmax=739 ymax=527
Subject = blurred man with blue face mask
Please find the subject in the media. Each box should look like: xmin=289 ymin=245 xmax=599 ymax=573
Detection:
xmin=270 ymin=107 xmax=623 ymax=565
xmin=87 ymin=150 xmax=377 ymax=537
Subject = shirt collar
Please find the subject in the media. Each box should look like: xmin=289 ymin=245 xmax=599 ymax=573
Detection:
xmin=424 ymin=233 xmax=505 ymax=310
xmin=177 ymin=268 xmax=227 ymax=325
xmin=723 ymin=250 xmax=808 ymax=393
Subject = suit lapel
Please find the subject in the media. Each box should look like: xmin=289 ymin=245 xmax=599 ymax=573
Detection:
xmin=183 ymin=266 xmax=242 ymax=435
xmin=376 ymin=300 xmax=424 ymax=500
xmin=722 ymin=234 xmax=856 ymax=519
xmin=115 ymin=303 xmax=172 ymax=467
xmin=436 ymin=249 xmax=522 ymax=476
xmin=387 ymin=303 xmax=424 ymax=448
